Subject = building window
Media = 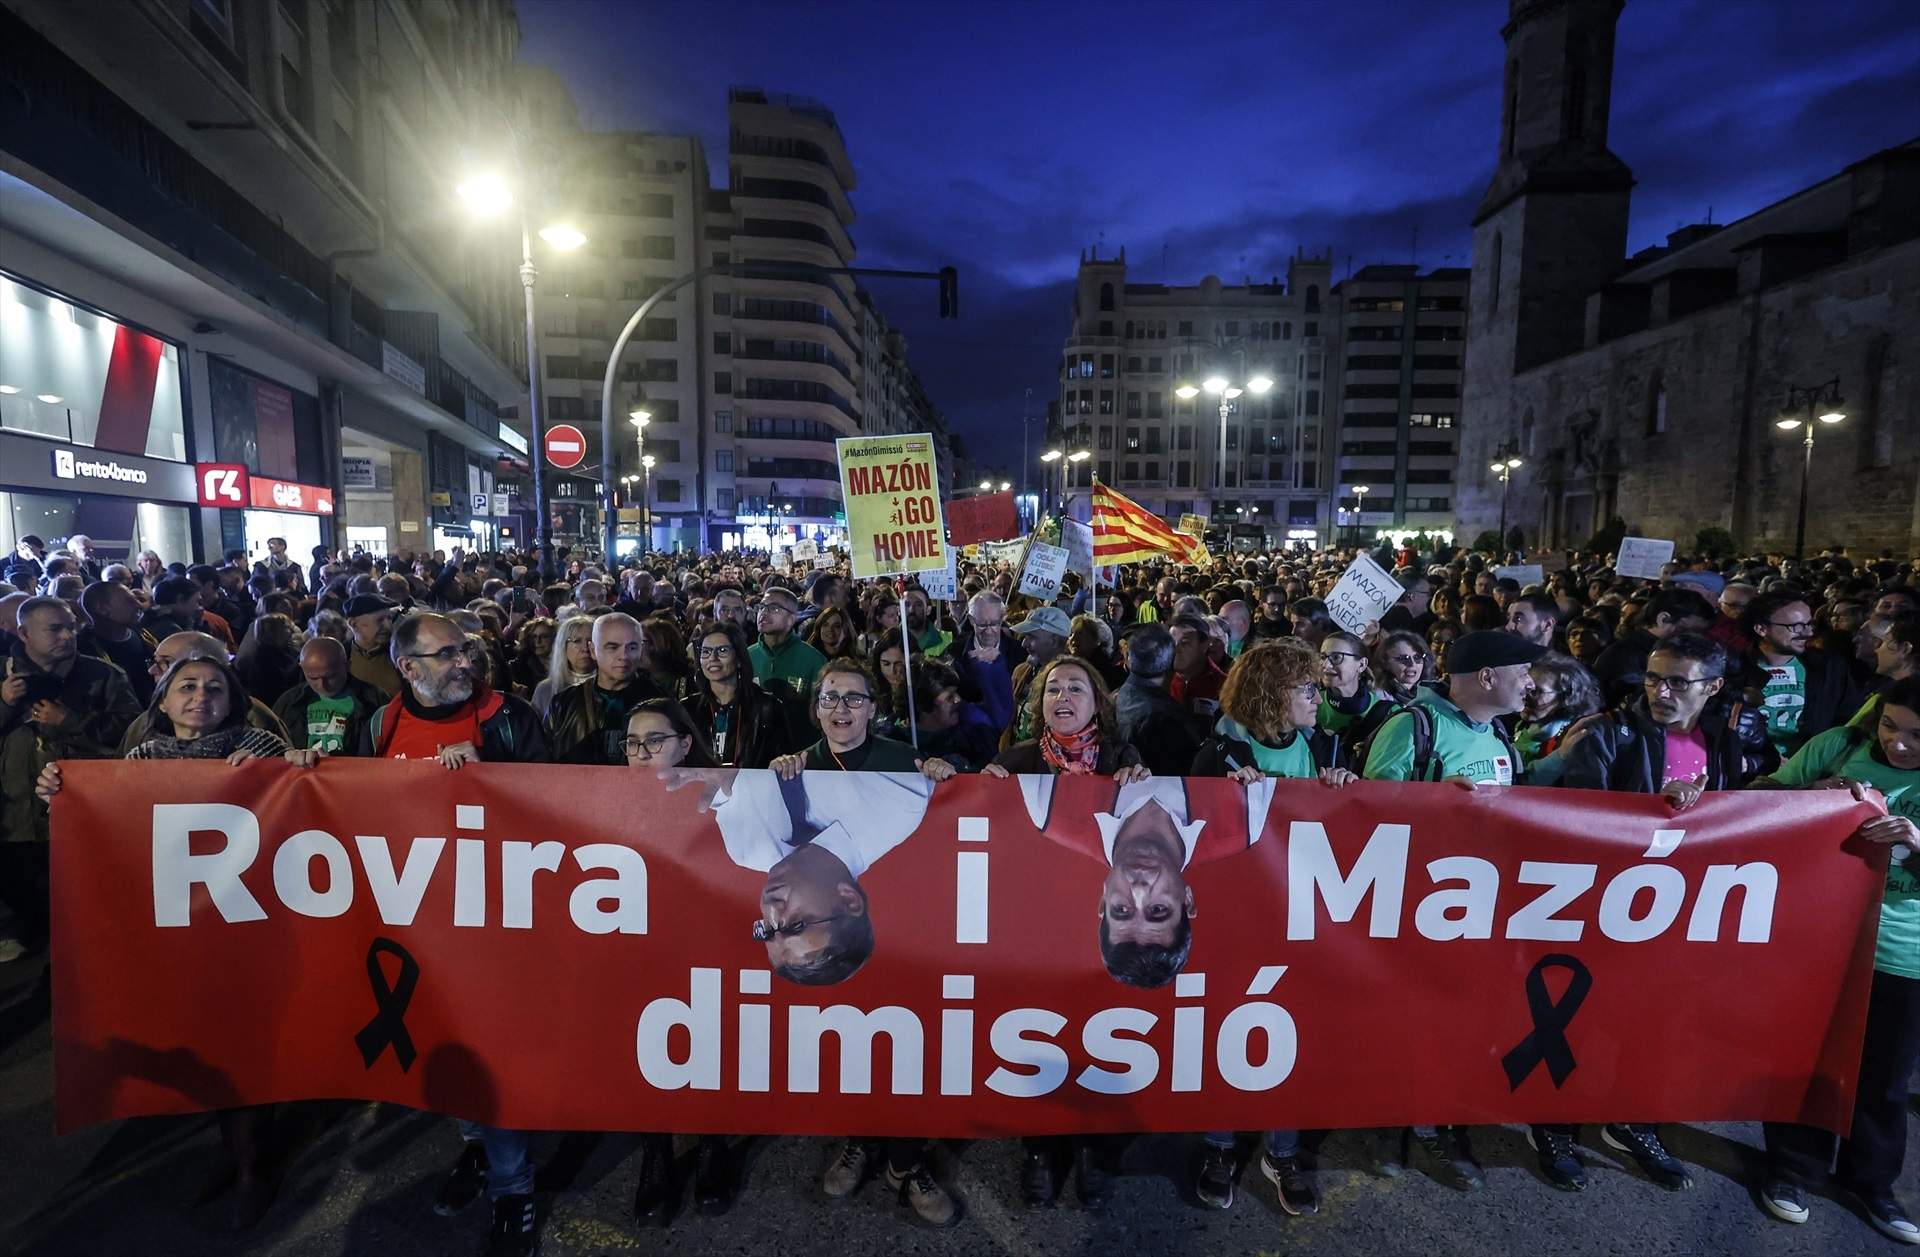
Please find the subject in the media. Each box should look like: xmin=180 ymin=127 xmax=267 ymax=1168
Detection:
xmin=1178 ymin=320 xmax=1193 ymax=337
xmin=712 ymin=293 xmax=731 ymax=317
xmin=717 ymin=487 xmax=734 ymax=511
xmin=713 ymin=332 xmax=731 ymax=355
xmin=1146 ymin=392 xmax=1163 ymax=419
xmin=1098 ymin=391 xmax=1114 ymax=415
xmin=1099 ymin=282 xmax=1115 ymax=312
xmin=1100 ymin=353 xmax=1114 ymax=378
xmin=1098 ymin=427 xmax=1113 ymax=450
xmin=1646 ymin=380 xmax=1667 ymax=435
xmin=1489 ymin=232 xmax=1503 ymax=315
xmin=643 ymin=236 xmax=676 ymax=260
xmin=1098 ymin=321 xmax=1113 ymax=336
xmin=714 ymin=410 xmax=732 ymax=433
xmin=1148 ymin=356 xmax=1163 ymax=373
xmin=715 ymin=450 xmax=733 ymax=471
xmin=714 ymin=371 xmax=733 ymax=394
xmin=655 ymin=478 xmax=682 ymax=503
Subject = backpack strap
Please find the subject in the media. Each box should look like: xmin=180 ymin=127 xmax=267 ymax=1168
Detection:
xmin=1407 ymin=703 xmax=1438 ymax=782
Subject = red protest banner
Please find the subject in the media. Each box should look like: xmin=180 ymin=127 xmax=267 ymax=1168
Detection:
xmin=944 ymin=491 xmax=1019 ymax=547
xmin=51 ymin=762 xmax=1881 ymax=1137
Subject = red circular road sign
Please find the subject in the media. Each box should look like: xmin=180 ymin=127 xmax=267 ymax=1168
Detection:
xmin=544 ymin=423 xmax=587 ymax=470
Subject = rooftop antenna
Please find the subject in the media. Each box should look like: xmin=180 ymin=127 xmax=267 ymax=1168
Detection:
xmin=1161 ymin=240 xmax=1169 ymax=283
xmin=1706 ymin=205 xmax=1714 ymax=224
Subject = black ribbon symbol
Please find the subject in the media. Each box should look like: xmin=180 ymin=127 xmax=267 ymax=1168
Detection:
xmin=354 ymin=937 xmax=419 ymax=1073
xmin=1500 ymin=954 xmax=1591 ymax=1091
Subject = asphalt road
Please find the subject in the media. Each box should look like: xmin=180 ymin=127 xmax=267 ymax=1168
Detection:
xmin=0 ymin=955 xmax=1899 ymax=1257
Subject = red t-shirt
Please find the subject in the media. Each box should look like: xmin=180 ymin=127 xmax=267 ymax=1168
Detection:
xmin=377 ymin=694 xmax=500 ymax=760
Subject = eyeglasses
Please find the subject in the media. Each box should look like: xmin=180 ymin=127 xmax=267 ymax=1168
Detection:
xmin=1320 ymin=651 xmax=1364 ymax=665
xmin=1764 ymin=620 xmax=1815 ymax=635
xmin=1288 ymin=682 xmax=1322 ymax=699
xmin=1643 ymin=672 xmax=1716 ymax=694
xmin=973 ymin=619 xmax=1003 ymax=630
xmin=406 ymin=643 xmax=479 ymax=664
xmin=1384 ymin=652 xmax=1422 ymax=668
xmin=751 ymin=913 xmax=848 ymax=942
xmin=816 ymin=691 xmax=872 ymax=711
xmin=622 ymin=732 xmax=684 ymax=758
xmin=697 ymin=644 xmax=735 ymax=658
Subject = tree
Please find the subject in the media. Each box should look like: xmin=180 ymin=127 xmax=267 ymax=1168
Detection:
xmin=1470 ymin=529 xmax=1504 ymax=554
xmin=1694 ymin=526 xmax=1737 ymax=561
xmin=1585 ymin=516 xmax=1629 ymax=556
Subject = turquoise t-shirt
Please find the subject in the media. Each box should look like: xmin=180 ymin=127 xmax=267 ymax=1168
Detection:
xmin=1759 ymin=656 xmax=1807 ymax=754
xmin=1363 ymin=691 xmax=1515 ymax=785
xmin=1317 ymin=689 xmax=1387 ymax=736
xmin=1245 ymin=730 xmax=1317 ymax=779
xmin=303 ymin=693 xmax=355 ymax=753
xmin=1766 ymin=725 xmax=1920 ymax=978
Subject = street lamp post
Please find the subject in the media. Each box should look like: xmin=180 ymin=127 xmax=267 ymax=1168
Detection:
xmin=456 ymin=171 xmax=586 ymax=583
xmin=1490 ymin=441 xmax=1523 ymax=555
xmin=1350 ymin=484 xmax=1370 ymax=545
xmin=1040 ymin=448 xmax=1062 ymax=517
xmin=629 ymin=409 xmax=650 ymax=558
xmin=1775 ymin=378 xmax=1846 ymax=561
xmin=640 ymin=454 xmax=655 ymax=554
xmin=1175 ymin=362 xmax=1273 ymax=522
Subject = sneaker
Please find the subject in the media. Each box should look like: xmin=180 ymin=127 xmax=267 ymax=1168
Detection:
xmin=631 ymin=1134 xmax=673 ymax=1223
xmin=1260 ymin=1153 xmax=1320 ymax=1216
xmin=886 ymin=1162 xmax=958 ymax=1227
xmin=821 ymin=1141 xmax=872 ymax=1199
xmin=1527 ymin=1125 xmax=1588 ymax=1192
xmin=484 ymin=1193 xmax=540 ymax=1257
xmin=1756 ymin=1179 xmax=1809 ymax=1224
xmin=0 ymin=938 xmax=26 ymax=963
xmin=1194 ymin=1146 xmax=1235 ymax=1210
xmin=1074 ymin=1141 xmax=1111 ymax=1212
xmin=434 ymin=1143 xmax=488 ymax=1217
xmin=1852 ymin=1190 xmax=1920 ymax=1245
xmin=1412 ymin=1126 xmax=1484 ymax=1191
xmin=692 ymin=1137 xmax=732 ymax=1215
xmin=1021 ymin=1149 xmax=1055 ymax=1209
xmin=1602 ymin=1124 xmax=1692 ymax=1191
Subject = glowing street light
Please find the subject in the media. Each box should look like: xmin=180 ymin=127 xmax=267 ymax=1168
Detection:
xmin=1201 ymin=376 xmax=1229 ymax=395
xmin=1246 ymin=375 xmax=1274 ymax=394
xmin=1174 ymin=384 xmax=1200 ymax=400
xmin=537 ymin=224 xmax=587 ymax=252
xmin=455 ymin=172 xmax=512 ymax=218
xmin=1778 ymin=378 xmax=1846 ymax=560
xmin=1491 ymin=441 xmax=1524 ymax=549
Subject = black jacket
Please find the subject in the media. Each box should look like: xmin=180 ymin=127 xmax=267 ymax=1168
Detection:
xmin=991 ymin=737 xmax=1141 ymax=775
xmin=271 ymin=675 xmax=389 ymax=753
xmin=1736 ymin=648 xmax=1869 ymax=754
xmin=1191 ymin=723 xmax=1351 ymax=778
xmin=361 ymin=688 xmax=549 ymax=763
xmin=1591 ymin=628 xmax=1658 ymax=708
xmin=1556 ymin=696 xmax=1777 ymax=794
xmin=544 ymin=676 xmax=663 ymax=764
xmin=1113 ymin=677 xmax=1205 ymax=777
xmin=682 ymin=680 xmax=799 ymax=769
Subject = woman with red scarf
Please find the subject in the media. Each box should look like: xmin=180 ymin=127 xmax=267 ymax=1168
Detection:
xmin=982 ymin=654 xmax=1144 ymax=1210
xmin=983 ymin=656 xmax=1148 ymax=782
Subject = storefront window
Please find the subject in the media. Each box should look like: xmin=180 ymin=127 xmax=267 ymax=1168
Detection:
xmin=0 ymin=490 xmax=193 ymax=563
xmin=0 ymin=274 xmax=187 ymax=461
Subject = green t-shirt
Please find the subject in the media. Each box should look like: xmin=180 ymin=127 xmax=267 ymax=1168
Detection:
xmin=1245 ymin=730 xmax=1318 ymax=779
xmin=1765 ymin=724 xmax=1920 ymax=978
xmin=1759 ymin=656 xmax=1807 ymax=753
xmin=303 ymin=693 xmax=355 ymax=753
xmin=1363 ymin=691 xmax=1515 ymax=785
xmin=748 ymin=634 xmax=827 ymax=702
xmin=1317 ymin=689 xmax=1386 ymax=736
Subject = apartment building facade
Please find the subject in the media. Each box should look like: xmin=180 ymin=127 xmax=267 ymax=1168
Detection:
xmin=0 ymin=0 xmax=531 ymax=565
xmin=1330 ymin=265 xmax=1468 ymax=545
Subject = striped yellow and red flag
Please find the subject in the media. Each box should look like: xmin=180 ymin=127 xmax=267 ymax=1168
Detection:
xmin=1091 ymin=480 xmax=1209 ymax=566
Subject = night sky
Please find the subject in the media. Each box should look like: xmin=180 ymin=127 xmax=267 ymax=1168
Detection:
xmin=516 ymin=0 xmax=1920 ymax=473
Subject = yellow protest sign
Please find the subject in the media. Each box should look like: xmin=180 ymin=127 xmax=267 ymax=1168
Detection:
xmin=1177 ymin=513 xmax=1207 ymax=537
xmin=836 ymin=433 xmax=946 ymax=578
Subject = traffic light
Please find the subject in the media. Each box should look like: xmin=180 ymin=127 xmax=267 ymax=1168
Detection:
xmin=938 ymin=266 xmax=958 ymax=319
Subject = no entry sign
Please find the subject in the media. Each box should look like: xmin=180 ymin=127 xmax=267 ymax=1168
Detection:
xmin=545 ymin=424 xmax=586 ymax=470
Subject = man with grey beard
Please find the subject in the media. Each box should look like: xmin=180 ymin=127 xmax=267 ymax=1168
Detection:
xmin=358 ymin=610 xmax=547 ymax=1256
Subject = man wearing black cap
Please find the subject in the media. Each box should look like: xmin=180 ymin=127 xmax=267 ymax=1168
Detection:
xmin=343 ymin=594 xmax=402 ymax=698
xmin=1362 ymin=628 xmax=1543 ymax=1191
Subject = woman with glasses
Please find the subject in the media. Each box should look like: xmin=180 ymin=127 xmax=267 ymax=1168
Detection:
xmin=1188 ymin=638 xmax=1354 ymax=1216
xmin=761 ymin=657 xmax=959 ymax=1226
xmin=1316 ymin=630 xmax=1386 ymax=736
xmin=38 ymin=655 xmax=318 ymax=1232
xmin=1372 ymin=630 xmax=1432 ymax=703
xmin=680 ymin=619 xmax=797 ymax=770
xmin=530 ymin=614 xmax=595 ymax=719
xmin=616 ymin=696 xmax=737 ymax=1220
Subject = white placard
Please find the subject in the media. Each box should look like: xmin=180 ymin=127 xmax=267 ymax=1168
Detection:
xmin=1061 ymin=518 xmax=1095 ymax=577
xmin=1494 ymin=563 xmax=1544 ymax=587
xmin=984 ymin=539 xmax=1025 ymax=564
xmin=792 ymin=540 xmax=819 ymax=562
xmin=1017 ymin=541 xmax=1070 ymax=601
xmin=772 ymin=546 xmax=790 ymax=568
xmin=490 ymin=492 xmax=509 ymax=516
xmin=811 ymin=554 xmax=833 ymax=569
xmin=919 ymin=546 xmax=958 ymax=600
xmin=1614 ymin=536 xmax=1676 ymax=581
xmin=1325 ymin=553 xmax=1403 ymax=634
xmin=341 ymin=456 xmax=375 ymax=490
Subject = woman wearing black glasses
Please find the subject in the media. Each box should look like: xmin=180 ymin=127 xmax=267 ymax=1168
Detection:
xmin=680 ymin=620 xmax=798 ymax=770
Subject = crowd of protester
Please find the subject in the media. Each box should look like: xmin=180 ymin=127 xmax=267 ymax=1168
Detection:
xmin=5 ymin=526 xmax=1920 ymax=1253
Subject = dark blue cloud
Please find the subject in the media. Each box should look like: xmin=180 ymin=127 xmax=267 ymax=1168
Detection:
xmin=516 ymin=0 xmax=1920 ymax=468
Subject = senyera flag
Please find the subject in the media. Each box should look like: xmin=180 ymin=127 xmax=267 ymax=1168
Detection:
xmin=50 ymin=761 xmax=1882 ymax=1138
xmin=1092 ymin=480 xmax=1208 ymax=566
